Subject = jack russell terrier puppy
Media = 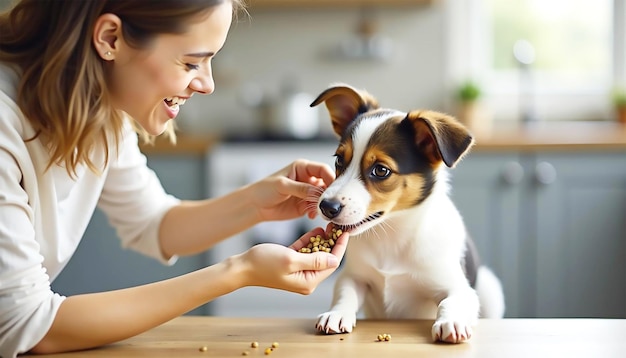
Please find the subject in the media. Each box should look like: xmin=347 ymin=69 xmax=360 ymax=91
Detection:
xmin=310 ymin=84 xmax=505 ymax=343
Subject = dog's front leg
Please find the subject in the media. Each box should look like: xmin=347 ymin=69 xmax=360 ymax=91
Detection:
xmin=315 ymin=274 xmax=365 ymax=334
xmin=432 ymin=286 xmax=480 ymax=343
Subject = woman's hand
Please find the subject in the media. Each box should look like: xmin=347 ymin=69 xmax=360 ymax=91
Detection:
xmin=246 ymin=159 xmax=335 ymax=222
xmin=236 ymin=224 xmax=349 ymax=295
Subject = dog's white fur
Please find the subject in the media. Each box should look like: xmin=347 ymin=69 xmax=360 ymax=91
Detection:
xmin=312 ymin=85 xmax=505 ymax=343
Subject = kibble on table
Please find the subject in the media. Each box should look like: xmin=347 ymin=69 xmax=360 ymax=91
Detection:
xmin=377 ymin=333 xmax=391 ymax=342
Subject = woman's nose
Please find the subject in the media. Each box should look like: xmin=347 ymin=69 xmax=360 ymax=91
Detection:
xmin=190 ymin=68 xmax=215 ymax=95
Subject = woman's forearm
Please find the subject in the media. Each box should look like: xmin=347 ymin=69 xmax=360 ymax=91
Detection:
xmin=30 ymin=256 xmax=248 ymax=354
xmin=158 ymin=185 xmax=259 ymax=258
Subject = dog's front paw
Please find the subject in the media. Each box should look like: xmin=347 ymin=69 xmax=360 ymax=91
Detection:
xmin=431 ymin=319 xmax=473 ymax=343
xmin=315 ymin=310 xmax=356 ymax=334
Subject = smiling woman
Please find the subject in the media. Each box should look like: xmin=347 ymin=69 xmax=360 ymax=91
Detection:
xmin=96 ymin=1 xmax=238 ymax=138
xmin=0 ymin=0 xmax=243 ymax=176
xmin=0 ymin=0 xmax=349 ymax=357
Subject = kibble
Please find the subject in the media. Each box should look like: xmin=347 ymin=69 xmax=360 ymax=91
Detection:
xmin=299 ymin=227 xmax=341 ymax=254
xmin=271 ymin=342 xmax=279 ymax=348
xmin=199 ymin=346 xmax=208 ymax=352
xmin=377 ymin=333 xmax=391 ymax=342
xmin=250 ymin=341 xmax=259 ymax=348
xmin=242 ymin=351 xmax=249 ymax=356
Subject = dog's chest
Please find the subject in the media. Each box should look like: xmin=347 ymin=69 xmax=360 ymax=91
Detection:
xmin=346 ymin=237 xmax=437 ymax=295
xmin=344 ymin=232 xmax=446 ymax=318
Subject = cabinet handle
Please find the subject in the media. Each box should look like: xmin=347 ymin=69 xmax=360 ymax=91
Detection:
xmin=501 ymin=161 xmax=525 ymax=185
xmin=535 ymin=161 xmax=557 ymax=185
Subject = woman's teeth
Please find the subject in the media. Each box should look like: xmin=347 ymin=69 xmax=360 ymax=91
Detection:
xmin=164 ymin=96 xmax=186 ymax=108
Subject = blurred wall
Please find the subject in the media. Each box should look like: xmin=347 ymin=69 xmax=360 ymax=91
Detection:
xmin=0 ymin=0 xmax=449 ymax=137
xmin=180 ymin=4 xmax=448 ymax=136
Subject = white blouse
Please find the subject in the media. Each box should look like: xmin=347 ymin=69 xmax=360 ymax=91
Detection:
xmin=0 ymin=64 xmax=180 ymax=357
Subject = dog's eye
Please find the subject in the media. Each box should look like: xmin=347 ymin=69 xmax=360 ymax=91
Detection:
xmin=334 ymin=155 xmax=344 ymax=171
xmin=371 ymin=164 xmax=391 ymax=179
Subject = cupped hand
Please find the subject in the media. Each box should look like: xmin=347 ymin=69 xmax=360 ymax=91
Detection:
xmin=239 ymin=224 xmax=349 ymax=295
xmin=247 ymin=159 xmax=335 ymax=222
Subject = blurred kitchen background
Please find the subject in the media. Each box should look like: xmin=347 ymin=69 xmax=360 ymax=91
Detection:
xmin=3 ymin=0 xmax=624 ymax=319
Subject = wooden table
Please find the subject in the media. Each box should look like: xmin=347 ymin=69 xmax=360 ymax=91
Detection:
xmin=35 ymin=316 xmax=626 ymax=357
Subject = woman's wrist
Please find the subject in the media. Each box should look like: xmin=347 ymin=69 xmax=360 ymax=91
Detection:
xmin=219 ymin=252 xmax=252 ymax=290
xmin=237 ymin=183 xmax=266 ymax=224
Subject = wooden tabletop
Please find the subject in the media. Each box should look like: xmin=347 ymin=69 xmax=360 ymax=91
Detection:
xmin=34 ymin=316 xmax=626 ymax=357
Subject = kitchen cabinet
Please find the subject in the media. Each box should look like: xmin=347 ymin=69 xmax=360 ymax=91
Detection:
xmin=450 ymin=150 xmax=626 ymax=318
xmin=51 ymin=154 xmax=211 ymax=315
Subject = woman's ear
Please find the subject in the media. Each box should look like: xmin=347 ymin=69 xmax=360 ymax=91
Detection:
xmin=92 ymin=13 xmax=123 ymax=61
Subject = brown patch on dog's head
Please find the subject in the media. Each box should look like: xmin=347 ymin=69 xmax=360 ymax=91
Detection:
xmin=310 ymin=83 xmax=379 ymax=138
xmin=361 ymin=116 xmax=440 ymax=211
xmin=405 ymin=110 xmax=475 ymax=168
xmin=361 ymin=141 xmax=431 ymax=213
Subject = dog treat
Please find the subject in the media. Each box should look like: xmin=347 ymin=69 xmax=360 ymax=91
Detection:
xmin=377 ymin=334 xmax=391 ymax=342
xmin=298 ymin=227 xmax=341 ymax=253
xmin=250 ymin=341 xmax=259 ymax=348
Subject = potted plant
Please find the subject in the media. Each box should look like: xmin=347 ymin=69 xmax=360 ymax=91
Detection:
xmin=611 ymin=86 xmax=626 ymax=124
xmin=456 ymin=80 xmax=491 ymax=133
xmin=458 ymin=80 xmax=482 ymax=103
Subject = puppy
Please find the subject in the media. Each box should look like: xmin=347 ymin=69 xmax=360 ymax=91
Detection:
xmin=310 ymin=84 xmax=505 ymax=343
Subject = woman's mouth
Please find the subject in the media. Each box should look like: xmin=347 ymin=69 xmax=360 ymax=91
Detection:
xmin=163 ymin=96 xmax=187 ymax=119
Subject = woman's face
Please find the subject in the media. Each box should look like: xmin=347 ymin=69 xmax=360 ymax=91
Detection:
xmin=107 ymin=3 xmax=233 ymax=135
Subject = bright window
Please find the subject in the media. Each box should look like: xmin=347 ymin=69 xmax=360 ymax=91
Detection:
xmin=445 ymin=0 xmax=625 ymax=122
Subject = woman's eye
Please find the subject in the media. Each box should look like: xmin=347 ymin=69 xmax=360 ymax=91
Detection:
xmin=371 ymin=164 xmax=391 ymax=179
xmin=185 ymin=63 xmax=200 ymax=71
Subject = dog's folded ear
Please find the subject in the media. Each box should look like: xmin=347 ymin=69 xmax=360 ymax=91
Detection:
xmin=310 ymin=84 xmax=379 ymax=137
xmin=406 ymin=110 xmax=475 ymax=168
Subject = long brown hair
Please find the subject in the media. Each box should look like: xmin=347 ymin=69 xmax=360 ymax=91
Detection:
xmin=0 ymin=0 xmax=245 ymax=176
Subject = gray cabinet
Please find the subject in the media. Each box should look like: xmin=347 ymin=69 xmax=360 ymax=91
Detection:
xmin=450 ymin=150 xmax=626 ymax=318
xmin=51 ymin=154 xmax=211 ymax=315
xmin=449 ymin=153 xmax=525 ymax=317
xmin=533 ymin=152 xmax=626 ymax=318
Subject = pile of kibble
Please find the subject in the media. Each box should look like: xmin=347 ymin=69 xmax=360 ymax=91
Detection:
xmin=298 ymin=227 xmax=342 ymax=253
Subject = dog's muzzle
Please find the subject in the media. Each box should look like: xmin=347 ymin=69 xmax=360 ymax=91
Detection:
xmin=319 ymin=199 xmax=342 ymax=219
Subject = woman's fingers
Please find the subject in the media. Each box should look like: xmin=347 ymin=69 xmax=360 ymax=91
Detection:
xmin=288 ymin=226 xmax=350 ymax=272
xmin=292 ymin=251 xmax=339 ymax=271
xmin=293 ymin=160 xmax=335 ymax=187
xmin=288 ymin=227 xmax=324 ymax=250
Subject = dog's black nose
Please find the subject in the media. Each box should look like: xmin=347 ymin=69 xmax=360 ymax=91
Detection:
xmin=319 ymin=199 xmax=342 ymax=219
